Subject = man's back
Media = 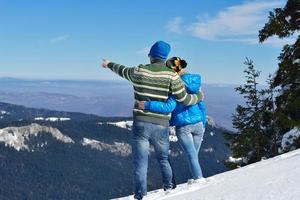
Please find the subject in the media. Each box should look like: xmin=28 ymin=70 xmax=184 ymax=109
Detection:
xmin=131 ymin=61 xmax=176 ymax=126
xmin=107 ymin=60 xmax=202 ymax=126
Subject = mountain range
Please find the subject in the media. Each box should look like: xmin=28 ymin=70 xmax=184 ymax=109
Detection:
xmin=0 ymin=101 xmax=231 ymax=199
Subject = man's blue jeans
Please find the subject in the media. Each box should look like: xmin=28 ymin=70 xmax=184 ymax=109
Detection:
xmin=175 ymin=122 xmax=205 ymax=180
xmin=132 ymin=121 xmax=173 ymax=199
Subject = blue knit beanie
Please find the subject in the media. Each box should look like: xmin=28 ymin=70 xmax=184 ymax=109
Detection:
xmin=148 ymin=41 xmax=171 ymax=61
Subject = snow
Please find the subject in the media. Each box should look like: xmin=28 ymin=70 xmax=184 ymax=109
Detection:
xmin=82 ymin=137 xmax=131 ymax=156
xmin=293 ymin=58 xmax=300 ymax=65
xmin=108 ymin=121 xmax=133 ymax=130
xmin=169 ymin=126 xmax=178 ymax=142
xmin=169 ymin=135 xmax=178 ymax=142
xmin=280 ymin=127 xmax=300 ymax=153
xmin=116 ymin=149 xmax=300 ymax=200
xmin=0 ymin=110 xmax=9 ymax=115
xmin=98 ymin=121 xmax=133 ymax=130
xmin=203 ymin=147 xmax=214 ymax=153
xmin=0 ymin=110 xmax=10 ymax=119
xmin=0 ymin=123 xmax=74 ymax=151
xmin=206 ymin=116 xmax=216 ymax=127
xmin=228 ymin=156 xmax=242 ymax=163
xmin=34 ymin=117 xmax=71 ymax=121
xmin=58 ymin=117 xmax=71 ymax=121
xmin=34 ymin=117 xmax=44 ymax=121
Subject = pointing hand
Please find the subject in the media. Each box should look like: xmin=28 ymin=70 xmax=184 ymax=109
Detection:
xmin=102 ymin=59 xmax=110 ymax=68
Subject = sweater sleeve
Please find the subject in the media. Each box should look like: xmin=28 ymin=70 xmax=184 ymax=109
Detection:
xmin=107 ymin=62 xmax=135 ymax=82
xmin=170 ymin=74 xmax=203 ymax=106
xmin=144 ymin=96 xmax=177 ymax=114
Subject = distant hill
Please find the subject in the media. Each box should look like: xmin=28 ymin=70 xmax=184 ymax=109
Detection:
xmin=0 ymin=102 xmax=231 ymax=199
xmin=0 ymin=78 xmax=243 ymax=130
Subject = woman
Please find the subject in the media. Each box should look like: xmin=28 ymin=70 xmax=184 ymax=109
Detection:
xmin=139 ymin=57 xmax=206 ymax=182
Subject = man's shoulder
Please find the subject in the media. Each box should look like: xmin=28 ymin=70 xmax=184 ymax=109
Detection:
xmin=138 ymin=64 xmax=177 ymax=75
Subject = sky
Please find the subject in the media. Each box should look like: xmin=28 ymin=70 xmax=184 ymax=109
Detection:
xmin=0 ymin=0 xmax=295 ymax=84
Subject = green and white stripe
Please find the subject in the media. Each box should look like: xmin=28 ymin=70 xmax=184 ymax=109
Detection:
xmin=107 ymin=62 xmax=203 ymax=125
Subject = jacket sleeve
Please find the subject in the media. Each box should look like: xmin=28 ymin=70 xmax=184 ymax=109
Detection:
xmin=144 ymin=97 xmax=176 ymax=114
xmin=170 ymin=74 xmax=203 ymax=106
xmin=107 ymin=62 xmax=135 ymax=82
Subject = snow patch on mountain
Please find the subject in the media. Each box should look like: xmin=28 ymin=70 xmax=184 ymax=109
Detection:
xmin=82 ymin=137 xmax=131 ymax=156
xmin=0 ymin=110 xmax=10 ymax=119
xmin=98 ymin=121 xmax=133 ymax=130
xmin=34 ymin=117 xmax=71 ymax=121
xmin=203 ymin=147 xmax=214 ymax=153
xmin=0 ymin=123 xmax=74 ymax=151
xmin=0 ymin=110 xmax=9 ymax=115
xmin=279 ymin=127 xmax=300 ymax=153
xmin=117 ymin=149 xmax=300 ymax=200
xmin=206 ymin=116 xmax=216 ymax=127
xmin=169 ymin=126 xmax=178 ymax=142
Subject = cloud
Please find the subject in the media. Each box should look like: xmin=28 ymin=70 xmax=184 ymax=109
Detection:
xmin=165 ymin=17 xmax=183 ymax=34
xmin=50 ymin=34 xmax=70 ymax=43
xmin=190 ymin=1 xmax=284 ymax=40
xmin=259 ymin=36 xmax=297 ymax=47
xmin=167 ymin=1 xmax=288 ymax=46
xmin=220 ymin=36 xmax=296 ymax=47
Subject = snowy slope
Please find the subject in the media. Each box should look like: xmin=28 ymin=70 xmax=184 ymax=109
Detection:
xmin=116 ymin=149 xmax=300 ymax=200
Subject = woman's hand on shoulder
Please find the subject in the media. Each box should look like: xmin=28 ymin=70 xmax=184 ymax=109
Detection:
xmin=138 ymin=101 xmax=146 ymax=110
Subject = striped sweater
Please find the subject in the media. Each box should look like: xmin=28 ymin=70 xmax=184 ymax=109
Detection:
xmin=107 ymin=61 xmax=203 ymax=126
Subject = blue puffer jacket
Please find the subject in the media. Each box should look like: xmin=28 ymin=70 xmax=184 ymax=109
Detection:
xmin=144 ymin=73 xmax=207 ymax=127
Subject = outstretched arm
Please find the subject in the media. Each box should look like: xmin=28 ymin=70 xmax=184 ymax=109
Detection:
xmin=143 ymin=97 xmax=177 ymax=114
xmin=170 ymin=74 xmax=203 ymax=106
xmin=102 ymin=59 xmax=135 ymax=82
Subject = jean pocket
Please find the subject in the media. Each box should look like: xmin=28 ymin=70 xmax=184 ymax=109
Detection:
xmin=160 ymin=128 xmax=169 ymax=140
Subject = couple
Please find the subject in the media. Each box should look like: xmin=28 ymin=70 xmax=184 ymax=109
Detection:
xmin=101 ymin=41 xmax=206 ymax=200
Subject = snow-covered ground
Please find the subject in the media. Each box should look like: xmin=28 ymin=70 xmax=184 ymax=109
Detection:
xmin=116 ymin=149 xmax=300 ymax=200
xmin=280 ymin=127 xmax=300 ymax=153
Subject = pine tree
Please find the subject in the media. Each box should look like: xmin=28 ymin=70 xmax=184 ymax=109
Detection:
xmin=259 ymin=0 xmax=300 ymax=152
xmin=228 ymin=59 xmax=269 ymax=168
xmin=260 ymin=75 xmax=280 ymax=156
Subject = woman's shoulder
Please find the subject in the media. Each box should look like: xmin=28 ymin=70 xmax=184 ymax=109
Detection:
xmin=181 ymin=72 xmax=201 ymax=79
xmin=181 ymin=72 xmax=202 ymax=88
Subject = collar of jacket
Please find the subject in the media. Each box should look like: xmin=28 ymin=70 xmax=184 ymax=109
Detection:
xmin=150 ymin=59 xmax=165 ymax=65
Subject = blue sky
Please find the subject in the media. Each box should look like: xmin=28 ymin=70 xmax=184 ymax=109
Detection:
xmin=0 ymin=0 xmax=294 ymax=84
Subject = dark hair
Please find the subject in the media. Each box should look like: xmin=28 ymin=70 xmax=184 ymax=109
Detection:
xmin=166 ymin=57 xmax=187 ymax=72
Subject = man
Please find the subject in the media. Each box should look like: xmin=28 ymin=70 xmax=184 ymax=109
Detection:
xmin=101 ymin=41 xmax=203 ymax=200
